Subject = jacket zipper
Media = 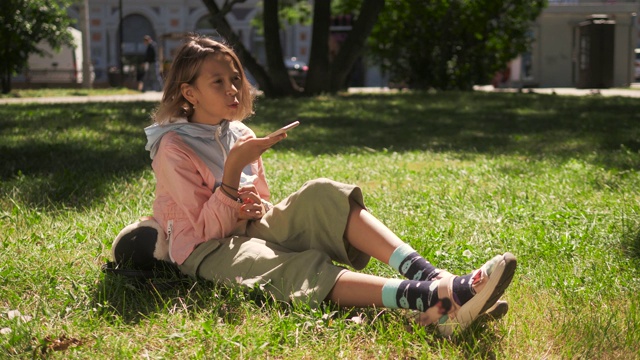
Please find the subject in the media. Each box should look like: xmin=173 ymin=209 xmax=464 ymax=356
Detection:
xmin=166 ymin=219 xmax=175 ymax=263
xmin=166 ymin=220 xmax=173 ymax=244
xmin=214 ymin=127 xmax=228 ymax=163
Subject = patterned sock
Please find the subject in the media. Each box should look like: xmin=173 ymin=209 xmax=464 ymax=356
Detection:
xmin=381 ymin=279 xmax=451 ymax=312
xmin=389 ymin=243 xmax=439 ymax=281
xmin=451 ymin=273 xmax=477 ymax=306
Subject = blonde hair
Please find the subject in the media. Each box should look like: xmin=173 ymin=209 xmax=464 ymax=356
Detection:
xmin=153 ymin=35 xmax=255 ymax=124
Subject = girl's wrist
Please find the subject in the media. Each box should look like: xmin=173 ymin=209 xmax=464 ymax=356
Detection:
xmin=220 ymin=170 xmax=241 ymax=194
xmin=223 ymin=156 xmax=245 ymax=177
xmin=221 ymin=182 xmax=238 ymax=192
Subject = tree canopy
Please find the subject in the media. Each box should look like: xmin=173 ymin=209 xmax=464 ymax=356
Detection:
xmin=369 ymin=0 xmax=546 ymax=90
xmin=0 ymin=0 xmax=75 ymax=94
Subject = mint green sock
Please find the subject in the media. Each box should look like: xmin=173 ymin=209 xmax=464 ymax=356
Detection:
xmin=389 ymin=243 xmax=439 ymax=281
xmin=381 ymin=278 xmax=404 ymax=308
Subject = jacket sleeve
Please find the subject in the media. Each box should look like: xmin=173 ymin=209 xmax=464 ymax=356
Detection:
xmin=153 ymin=138 xmax=242 ymax=240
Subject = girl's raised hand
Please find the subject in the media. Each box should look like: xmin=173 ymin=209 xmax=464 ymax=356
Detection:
xmin=227 ymin=134 xmax=285 ymax=169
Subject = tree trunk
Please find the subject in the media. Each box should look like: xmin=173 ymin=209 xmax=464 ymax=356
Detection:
xmin=1 ymin=26 xmax=11 ymax=94
xmin=263 ymin=0 xmax=297 ymax=97
xmin=329 ymin=0 xmax=385 ymax=92
xmin=304 ymin=0 xmax=331 ymax=95
xmin=1 ymin=72 xmax=10 ymax=94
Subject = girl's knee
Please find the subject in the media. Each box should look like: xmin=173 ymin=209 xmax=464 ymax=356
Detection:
xmin=299 ymin=178 xmax=343 ymax=200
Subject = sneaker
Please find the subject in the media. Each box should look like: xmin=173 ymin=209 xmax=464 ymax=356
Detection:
xmin=417 ymin=252 xmax=517 ymax=336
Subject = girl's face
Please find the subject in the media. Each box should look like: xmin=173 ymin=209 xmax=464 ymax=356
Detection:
xmin=181 ymin=53 xmax=242 ymax=125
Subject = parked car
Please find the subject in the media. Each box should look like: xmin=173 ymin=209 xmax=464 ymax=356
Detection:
xmin=284 ymin=57 xmax=308 ymax=88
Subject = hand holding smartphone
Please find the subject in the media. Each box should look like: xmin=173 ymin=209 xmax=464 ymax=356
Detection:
xmin=266 ymin=121 xmax=300 ymax=138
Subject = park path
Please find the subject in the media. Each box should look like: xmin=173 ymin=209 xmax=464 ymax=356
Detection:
xmin=350 ymin=85 xmax=640 ymax=98
xmin=0 ymin=91 xmax=163 ymax=105
xmin=472 ymin=85 xmax=640 ymax=98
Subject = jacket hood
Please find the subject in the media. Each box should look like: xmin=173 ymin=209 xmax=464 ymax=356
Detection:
xmin=144 ymin=119 xmax=230 ymax=159
xmin=143 ymin=119 xmax=256 ymax=186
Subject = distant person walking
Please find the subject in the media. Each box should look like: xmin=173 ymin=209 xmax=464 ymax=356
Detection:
xmin=142 ymin=35 xmax=163 ymax=92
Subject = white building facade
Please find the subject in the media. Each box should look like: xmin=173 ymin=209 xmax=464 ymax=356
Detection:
xmin=505 ymin=0 xmax=640 ymax=88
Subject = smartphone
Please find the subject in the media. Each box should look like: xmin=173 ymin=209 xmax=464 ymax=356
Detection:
xmin=266 ymin=121 xmax=300 ymax=138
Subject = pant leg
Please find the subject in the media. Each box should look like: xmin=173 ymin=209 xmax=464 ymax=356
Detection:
xmin=152 ymin=63 xmax=163 ymax=91
xmin=246 ymin=178 xmax=371 ymax=270
xmin=178 ymin=236 xmax=347 ymax=306
xmin=178 ymin=178 xmax=370 ymax=306
xmin=142 ymin=64 xmax=151 ymax=91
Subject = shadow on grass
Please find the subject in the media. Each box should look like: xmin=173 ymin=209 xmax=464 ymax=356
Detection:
xmin=93 ymin=271 xmax=260 ymax=326
xmin=94 ymin=270 xmax=507 ymax=356
xmin=1 ymin=92 xmax=640 ymax=209
xmin=0 ymin=101 xmax=154 ymax=208
xmin=93 ymin=271 xmax=370 ymax=330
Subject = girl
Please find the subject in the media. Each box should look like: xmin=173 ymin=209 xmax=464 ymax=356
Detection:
xmin=144 ymin=35 xmax=516 ymax=336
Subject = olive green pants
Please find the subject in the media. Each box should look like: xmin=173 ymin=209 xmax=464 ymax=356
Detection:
xmin=178 ymin=178 xmax=371 ymax=306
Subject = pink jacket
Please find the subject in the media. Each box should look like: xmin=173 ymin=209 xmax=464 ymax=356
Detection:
xmin=149 ymin=125 xmax=271 ymax=264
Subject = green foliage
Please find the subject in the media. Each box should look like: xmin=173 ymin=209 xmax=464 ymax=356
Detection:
xmin=251 ymin=0 xmax=313 ymax=34
xmin=330 ymin=0 xmax=363 ymax=16
xmin=370 ymin=0 xmax=546 ymax=90
xmin=251 ymin=0 xmax=359 ymax=30
xmin=0 ymin=0 xmax=75 ymax=93
xmin=1 ymin=92 xmax=639 ymax=358
xmin=279 ymin=0 xmax=313 ymax=25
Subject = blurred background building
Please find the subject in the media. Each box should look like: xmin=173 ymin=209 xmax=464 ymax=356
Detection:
xmin=14 ymin=0 xmax=640 ymax=89
xmin=497 ymin=0 xmax=640 ymax=88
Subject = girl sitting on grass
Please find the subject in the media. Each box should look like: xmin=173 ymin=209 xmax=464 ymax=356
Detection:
xmin=144 ymin=35 xmax=516 ymax=336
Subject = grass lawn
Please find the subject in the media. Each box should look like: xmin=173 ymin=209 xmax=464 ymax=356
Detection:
xmin=1 ymin=91 xmax=639 ymax=358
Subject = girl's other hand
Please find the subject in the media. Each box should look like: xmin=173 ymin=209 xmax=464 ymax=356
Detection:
xmin=238 ymin=184 xmax=260 ymax=204
xmin=237 ymin=184 xmax=265 ymax=220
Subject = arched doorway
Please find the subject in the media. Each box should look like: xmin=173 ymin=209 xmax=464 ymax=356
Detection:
xmin=118 ymin=14 xmax=155 ymax=87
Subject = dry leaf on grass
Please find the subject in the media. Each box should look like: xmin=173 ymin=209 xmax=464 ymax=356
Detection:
xmin=39 ymin=335 xmax=83 ymax=354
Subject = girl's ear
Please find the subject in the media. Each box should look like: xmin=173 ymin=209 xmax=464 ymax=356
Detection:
xmin=181 ymin=83 xmax=196 ymax=105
